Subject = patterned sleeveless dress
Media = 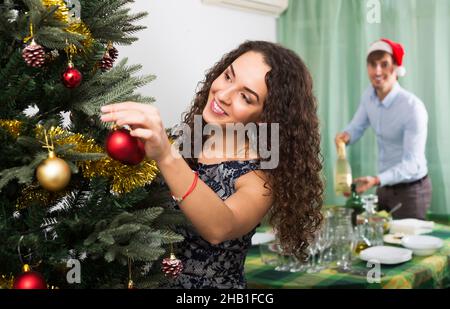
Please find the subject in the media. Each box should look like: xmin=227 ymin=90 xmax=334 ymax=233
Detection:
xmin=166 ymin=159 xmax=261 ymax=289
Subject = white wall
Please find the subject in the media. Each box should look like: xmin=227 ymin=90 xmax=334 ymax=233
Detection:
xmin=119 ymin=0 xmax=277 ymax=127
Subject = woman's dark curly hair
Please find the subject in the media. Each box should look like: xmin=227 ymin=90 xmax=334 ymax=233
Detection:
xmin=181 ymin=41 xmax=323 ymax=260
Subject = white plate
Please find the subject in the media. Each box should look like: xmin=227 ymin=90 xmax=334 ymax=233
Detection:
xmin=359 ymin=246 xmax=412 ymax=265
xmin=401 ymin=235 xmax=443 ymax=256
xmin=389 ymin=219 xmax=434 ymax=235
xmin=383 ymin=233 xmax=405 ymax=245
xmin=251 ymin=232 xmax=276 ymax=245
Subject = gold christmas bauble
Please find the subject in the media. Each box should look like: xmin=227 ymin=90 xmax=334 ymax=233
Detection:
xmin=36 ymin=151 xmax=71 ymax=192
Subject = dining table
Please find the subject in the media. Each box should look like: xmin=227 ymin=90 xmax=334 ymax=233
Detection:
xmin=245 ymin=223 xmax=450 ymax=289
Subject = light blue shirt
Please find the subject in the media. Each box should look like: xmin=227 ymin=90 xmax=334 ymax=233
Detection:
xmin=343 ymin=82 xmax=428 ymax=187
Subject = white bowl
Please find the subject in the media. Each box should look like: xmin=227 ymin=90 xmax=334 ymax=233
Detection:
xmin=401 ymin=235 xmax=443 ymax=256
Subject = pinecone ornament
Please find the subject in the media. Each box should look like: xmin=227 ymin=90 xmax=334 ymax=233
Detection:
xmin=161 ymin=253 xmax=183 ymax=279
xmin=99 ymin=53 xmax=114 ymax=72
xmin=99 ymin=44 xmax=118 ymax=72
xmin=108 ymin=46 xmax=119 ymax=60
xmin=22 ymin=40 xmax=45 ymax=68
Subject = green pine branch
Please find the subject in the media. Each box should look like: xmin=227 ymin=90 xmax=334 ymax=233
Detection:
xmin=0 ymin=152 xmax=46 ymax=191
xmin=133 ymin=207 xmax=164 ymax=225
xmin=35 ymin=26 xmax=84 ymax=50
xmin=81 ymin=0 xmax=147 ymax=45
xmin=83 ymin=206 xmax=184 ymax=265
xmin=75 ymin=58 xmax=155 ymax=116
xmin=0 ymin=52 xmax=21 ymax=88
xmin=50 ymin=189 xmax=92 ymax=213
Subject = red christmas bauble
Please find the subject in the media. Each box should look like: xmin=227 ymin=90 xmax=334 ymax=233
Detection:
xmin=13 ymin=265 xmax=47 ymax=289
xmin=61 ymin=63 xmax=82 ymax=88
xmin=105 ymin=128 xmax=145 ymax=165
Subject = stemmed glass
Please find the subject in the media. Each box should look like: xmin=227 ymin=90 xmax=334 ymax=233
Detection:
xmin=306 ymin=212 xmax=334 ymax=273
xmin=268 ymin=241 xmax=294 ymax=272
xmin=306 ymin=238 xmax=319 ymax=273
xmin=314 ymin=222 xmax=333 ymax=271
xmin=288 ymin=240 xmax=308 ymax=273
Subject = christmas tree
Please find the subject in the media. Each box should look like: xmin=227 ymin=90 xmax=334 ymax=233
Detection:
xmin=0 ymin=0 xmax=185 ymax=289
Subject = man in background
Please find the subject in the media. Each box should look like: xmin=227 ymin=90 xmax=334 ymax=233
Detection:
xmin=335 ymin=38 xmax=431 ymax=219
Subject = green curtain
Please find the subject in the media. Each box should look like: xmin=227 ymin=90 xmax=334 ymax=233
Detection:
xmin=278 ymin=0 xmax=450 ymax=216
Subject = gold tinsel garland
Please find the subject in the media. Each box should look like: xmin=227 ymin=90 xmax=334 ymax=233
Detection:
xmin=0 ymin=120 xmax=21 ymax=138
xmin=0 ymin=274 xmax=14 ymax=289
xmin=65 ymin=21 xmax=94 ymax=53
xmin=16 ymin=184 xmax=57 ymax=210
xmin=1 ymin=121 xmax=159 ymax=198
xmin=41 ymin=0 xmax=94 ymax=54
xmin=41 ymin=0 xmax=69 ymax=23
xmin=37 ymin=126 xmax=160 ymax=194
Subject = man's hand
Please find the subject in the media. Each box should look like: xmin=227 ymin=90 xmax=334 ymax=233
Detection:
xmin=354 ymin=176 xmax=380 ymax=194
xmin=335 ymin=132 xmax=350 ymax=149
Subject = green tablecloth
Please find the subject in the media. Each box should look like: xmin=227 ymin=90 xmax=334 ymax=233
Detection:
xmin=244 ymin=224 xmax=450 ymax=289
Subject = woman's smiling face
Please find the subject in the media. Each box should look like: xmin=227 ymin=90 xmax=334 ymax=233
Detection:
xmin=202 ymin=51 xmax=271 ymax=127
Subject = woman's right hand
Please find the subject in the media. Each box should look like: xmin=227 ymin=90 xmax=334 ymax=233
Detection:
xmin=100 ymin=102 xmax=173 ymax=164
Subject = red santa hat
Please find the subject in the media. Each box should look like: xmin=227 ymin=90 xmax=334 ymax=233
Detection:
xmin=367 ymin=38 xmax=406 ymax=77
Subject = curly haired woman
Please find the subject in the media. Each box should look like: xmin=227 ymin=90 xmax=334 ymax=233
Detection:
xmin=100 ymin=41 xmax=323 ymax=288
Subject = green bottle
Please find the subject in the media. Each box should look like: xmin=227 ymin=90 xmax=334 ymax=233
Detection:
xmin=345 ymin=183 xmax=364 ymax=226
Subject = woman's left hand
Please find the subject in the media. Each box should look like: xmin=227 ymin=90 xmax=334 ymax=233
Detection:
xmin=100 ymin=102 xmax=172 ymax=163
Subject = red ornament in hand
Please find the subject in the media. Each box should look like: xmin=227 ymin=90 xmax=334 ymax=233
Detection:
xmin=13 ymin=264 xmax=47 ymax=289
xmin=105 ymin=128 xmax=145 ymax=165
xmin=61 ymin=62 xmax=82 ymax=88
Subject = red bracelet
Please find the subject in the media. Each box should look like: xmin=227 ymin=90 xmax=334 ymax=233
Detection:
xmin=171 ymin=171 xmax=199 ymax=203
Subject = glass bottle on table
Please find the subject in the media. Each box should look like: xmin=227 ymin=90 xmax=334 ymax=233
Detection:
xmin=353 ymin=225 xmax=372 ymax=254
xmin=334 ymin=141 xmax=352 ymax=196
xmin=356 ymin=194 xmax=385 ymax=247
xmin=345 ymin=183 xmax=364 ymax=226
